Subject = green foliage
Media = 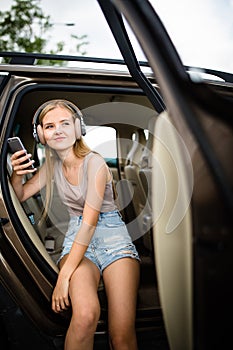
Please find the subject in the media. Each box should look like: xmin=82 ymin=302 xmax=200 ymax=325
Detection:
xmin=0 ymin=0 xmax=89 ymax=65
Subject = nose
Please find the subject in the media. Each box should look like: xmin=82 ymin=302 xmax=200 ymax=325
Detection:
xmin=55 ymin=124 xmax=62 ymax=133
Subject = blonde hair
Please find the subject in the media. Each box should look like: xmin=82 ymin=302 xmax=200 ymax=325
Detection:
xmin=38 ymin=100 xmax=91 ymax=225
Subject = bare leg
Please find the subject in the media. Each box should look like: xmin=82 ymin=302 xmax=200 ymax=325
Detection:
xmin=64 ymin=257 xmax=101 ymax=350
xmin=103 ymin=258 xmax=140 ymax=350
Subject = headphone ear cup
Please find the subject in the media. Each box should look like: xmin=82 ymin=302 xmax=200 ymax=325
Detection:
xmin=37 ymin=124 xmax=46 ymax=145
xmin=80 ymin=118 xmax=86 ymax=136
xmin=75 ymin=118 xmax=81 ymax=140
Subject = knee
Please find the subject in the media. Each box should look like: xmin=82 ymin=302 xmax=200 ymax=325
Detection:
xmin=80 ymin=305 xmax=100 ymax=331
xmin=109 ymin=323 xmax=138 ymax=350
xmin=109 ymin=329 xmax=132 ymax=349
xmin=71 ymin=302 xmax=100 ymax=336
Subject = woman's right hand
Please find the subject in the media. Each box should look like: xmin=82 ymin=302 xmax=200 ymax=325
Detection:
xmin=11 ymin=150 xmax=37 ymax=176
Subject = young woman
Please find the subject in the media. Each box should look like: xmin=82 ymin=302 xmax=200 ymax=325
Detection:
xmin=10 ymin=99 xmax=140 ymax=350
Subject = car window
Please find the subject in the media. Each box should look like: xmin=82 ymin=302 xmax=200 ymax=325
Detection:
xmin=85 ymin=125 xmax=117 ymax=160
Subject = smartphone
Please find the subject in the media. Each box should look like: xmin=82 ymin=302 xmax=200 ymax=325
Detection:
xmin=7 ymin=136 xmax=34 ymax=169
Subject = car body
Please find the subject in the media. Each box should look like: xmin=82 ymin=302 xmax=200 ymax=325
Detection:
xmin=0 ymin=1 xmax=233 ymax=349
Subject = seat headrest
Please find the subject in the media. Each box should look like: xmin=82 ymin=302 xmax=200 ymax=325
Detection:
xmin=125 ymin=129 xmax=146 ymax=166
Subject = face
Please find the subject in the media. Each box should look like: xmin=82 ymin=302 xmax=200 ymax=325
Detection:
xmin=42 ymin=105 xmax=76 ymax=151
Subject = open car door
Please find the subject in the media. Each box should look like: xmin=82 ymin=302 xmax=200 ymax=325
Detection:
xmin=106 ymin=1 xmax=233 ymax=349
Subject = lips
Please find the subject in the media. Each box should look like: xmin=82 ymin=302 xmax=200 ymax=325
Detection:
xmin=54 ymin=137 xmax=65 ymax=141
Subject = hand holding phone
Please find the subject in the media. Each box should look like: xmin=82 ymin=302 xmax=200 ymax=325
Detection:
xmin=7 ymin=137 xmax=35 ymax=170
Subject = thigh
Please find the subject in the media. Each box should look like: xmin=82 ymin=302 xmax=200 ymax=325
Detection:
xmin=69 ymin=257 xmax=101 ymax=315
xmin=103 ymin=258 xmax=140 ymax=331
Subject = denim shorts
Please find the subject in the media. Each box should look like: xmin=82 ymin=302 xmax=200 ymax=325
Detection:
xmin=58 ymin=210 xmax=140 ymax=274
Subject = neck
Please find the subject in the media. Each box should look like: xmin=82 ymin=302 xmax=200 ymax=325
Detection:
xmin=56 ymin=147 xmax=76 ymax=167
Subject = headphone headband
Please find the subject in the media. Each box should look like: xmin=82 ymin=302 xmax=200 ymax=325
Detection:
xmin=32 ymin=99 xmax=86 ymax=144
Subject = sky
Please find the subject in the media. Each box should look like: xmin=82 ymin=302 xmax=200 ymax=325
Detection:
xmin=2 ymin=0 xmax=233 ymax=73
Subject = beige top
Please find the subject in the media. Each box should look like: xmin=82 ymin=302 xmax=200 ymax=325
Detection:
xmin=54 ymin=152 xmax=117 ymax=217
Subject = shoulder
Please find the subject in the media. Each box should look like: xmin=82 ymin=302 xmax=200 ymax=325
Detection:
xmin=87 ymin=152 xmax=105 ymax=166
xmin=86 ymin=152 xmax=108 ymax=176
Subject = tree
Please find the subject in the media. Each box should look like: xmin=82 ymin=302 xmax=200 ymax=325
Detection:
xmin=0 ymin=0 xmax=89 ymax=65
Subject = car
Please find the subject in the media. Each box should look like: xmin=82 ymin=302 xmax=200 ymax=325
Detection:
xmin=0 ymin=1 xmax=232 ymax=349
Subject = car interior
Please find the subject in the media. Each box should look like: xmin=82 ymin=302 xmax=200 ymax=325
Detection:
xmin=5 ymin=84 xmax=168 ymax=335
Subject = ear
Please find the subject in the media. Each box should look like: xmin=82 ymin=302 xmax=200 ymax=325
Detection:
xmin=37 ymin=124 xmax=46 ymax=145
xmin=75 ymin=118 xmax=81 ymax=140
